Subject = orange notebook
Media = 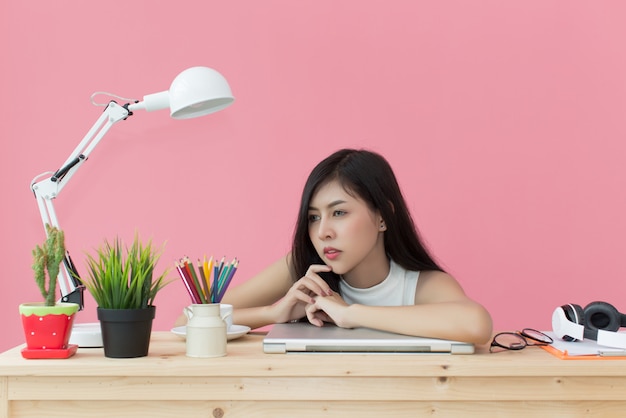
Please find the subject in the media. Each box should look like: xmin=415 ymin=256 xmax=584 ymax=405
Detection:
xmin=542 ymin=343 xmax=626 ymax=360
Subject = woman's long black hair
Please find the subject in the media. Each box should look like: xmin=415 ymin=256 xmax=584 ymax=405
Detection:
xmin=290 ymin=149 xmax=444 ymax=293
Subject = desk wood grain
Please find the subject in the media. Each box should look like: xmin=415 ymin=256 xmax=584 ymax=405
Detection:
xmin=1 ymin=332 xmax=626 ymax=417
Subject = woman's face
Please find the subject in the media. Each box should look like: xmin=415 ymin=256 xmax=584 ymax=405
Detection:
xmin=307 ymin=180 xmax=387 ymax=281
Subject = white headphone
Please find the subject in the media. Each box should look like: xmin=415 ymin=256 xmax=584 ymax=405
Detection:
xmin=552 ymin=302 xmax=626 ymax=349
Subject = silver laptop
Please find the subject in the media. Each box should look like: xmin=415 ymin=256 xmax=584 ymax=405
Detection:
xmin=263 ymin=322 xmax=474 ymax=354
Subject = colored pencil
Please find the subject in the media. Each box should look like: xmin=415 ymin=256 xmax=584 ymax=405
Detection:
xmin=184 ymin=257 xmax=207 ymax=304
xmin=213 ymin=256 xmax=225 ymax=302
xmin=176 ymin=254 xmax=238 ymax=304
xmin=217 ymin=260 xmax=231 ymax=291
xmin=217 ymin=258 xmax=238 ymax=302
xmin=197 ymin=258 xmax=209 ymax=301
xmin=203 ymin=256 xmax=213 ymax=302
xmin=175 ymin=261 xmax=200 ymax=304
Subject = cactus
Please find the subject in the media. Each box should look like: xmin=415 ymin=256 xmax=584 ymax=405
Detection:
xmin=32 ymin=224 xmax=66 ymax=306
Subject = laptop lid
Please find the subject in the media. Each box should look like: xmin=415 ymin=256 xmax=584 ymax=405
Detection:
xmin=263 ymin=322 xmax=474 ymax=354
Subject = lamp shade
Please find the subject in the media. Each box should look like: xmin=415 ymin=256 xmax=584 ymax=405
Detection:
xmin=130 ymin=66 xmax=234 ymax=119
xmin=169 ymin=67 xmax=234 ymax=119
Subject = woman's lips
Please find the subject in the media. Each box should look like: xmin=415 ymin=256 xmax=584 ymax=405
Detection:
xmin=324 ymin=247 xmax=341 ymax=260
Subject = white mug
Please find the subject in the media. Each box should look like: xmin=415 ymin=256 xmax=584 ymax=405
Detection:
xmin=185 ymin=303 xmax=233 ymax=330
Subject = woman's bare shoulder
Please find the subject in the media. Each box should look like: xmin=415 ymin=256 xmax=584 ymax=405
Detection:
xmin=415 ymin=270 xmax=468 ymax=304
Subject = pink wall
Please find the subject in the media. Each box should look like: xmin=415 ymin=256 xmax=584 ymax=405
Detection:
xmin=2 ymin=1 xmax=626 ymax=351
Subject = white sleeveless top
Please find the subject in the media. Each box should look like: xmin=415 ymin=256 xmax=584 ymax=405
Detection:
xmin=339 ymin=259 xmax=420 ymax=306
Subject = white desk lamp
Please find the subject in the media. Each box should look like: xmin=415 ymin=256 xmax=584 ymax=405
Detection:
xmin=30 ymin=66 xmax=234 ymax=347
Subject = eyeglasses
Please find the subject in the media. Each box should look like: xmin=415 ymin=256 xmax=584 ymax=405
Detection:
xmin=489 ymin=328 xmax=553 ymax=353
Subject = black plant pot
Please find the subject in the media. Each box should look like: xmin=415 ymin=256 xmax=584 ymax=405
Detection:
xmin=97 ymin=306 xmax=156 ymax=358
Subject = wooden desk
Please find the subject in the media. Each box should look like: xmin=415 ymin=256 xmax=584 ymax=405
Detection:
xmin=1 ymin=331 xmax=626 ymax=417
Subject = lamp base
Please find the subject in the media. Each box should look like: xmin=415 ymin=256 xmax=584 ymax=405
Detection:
xmin=69 ymin=322 xmax=103 ymax=348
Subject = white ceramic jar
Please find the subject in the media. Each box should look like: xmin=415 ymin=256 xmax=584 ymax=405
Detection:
xmin=185 ymin=304 xmax=227 ymax=358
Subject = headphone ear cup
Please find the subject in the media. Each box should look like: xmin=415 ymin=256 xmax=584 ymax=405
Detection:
xmin=561 ymin=304 xmax=585 ymax=342
xmin=584 ymin=301 xmax=621 ymax=336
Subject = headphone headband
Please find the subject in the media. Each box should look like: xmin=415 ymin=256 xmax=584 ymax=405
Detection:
xmin=597 ymin=329 xmax=626 ymax=349
xmin=552 ymin=307 xmax=584 ymax=340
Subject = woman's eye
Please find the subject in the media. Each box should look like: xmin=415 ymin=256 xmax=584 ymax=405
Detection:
xmin=308 ymin=214 xmax=320 ymax=222
xmin=333 ymin=210 xmax=346 ymax=217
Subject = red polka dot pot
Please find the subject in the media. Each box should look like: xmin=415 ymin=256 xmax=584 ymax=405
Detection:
xmin=19 ymin=302 xmax=79 ymax=351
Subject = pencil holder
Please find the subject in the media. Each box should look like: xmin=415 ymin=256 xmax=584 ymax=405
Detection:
xmin=185 ymin=303 xmax=227 ymax=358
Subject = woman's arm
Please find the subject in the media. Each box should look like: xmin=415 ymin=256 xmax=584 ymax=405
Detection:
xmin=219 ymin=255 xmax=292 ymax=329
xmin=221 ymin=256 xmax=293 ymax=308
xmin=306 ymin=270 xmax=493 ymax=345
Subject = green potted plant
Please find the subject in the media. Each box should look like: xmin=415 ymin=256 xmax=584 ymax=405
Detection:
xmin=80 ymin=233 xmax=171 ymax=358
xmin=19 ymin=224 xmax=80 ymax=359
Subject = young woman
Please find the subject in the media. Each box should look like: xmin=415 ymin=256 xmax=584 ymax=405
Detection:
xmin=221 ymin=148 xmax=493 ymax=344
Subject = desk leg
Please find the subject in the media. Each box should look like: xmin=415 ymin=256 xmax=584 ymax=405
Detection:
xmin=0 ymin=377 xmax=7 ymax=418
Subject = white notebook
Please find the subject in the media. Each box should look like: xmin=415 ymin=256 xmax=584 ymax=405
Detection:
xmin=263 ymin=322 xmax=474 ymax=354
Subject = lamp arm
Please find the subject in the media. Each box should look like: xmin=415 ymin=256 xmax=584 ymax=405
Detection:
xmin=30 ymin=101 xmax=133 ymax=308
